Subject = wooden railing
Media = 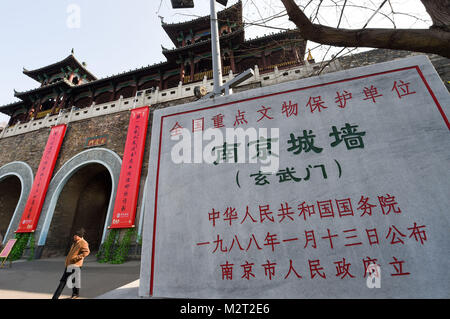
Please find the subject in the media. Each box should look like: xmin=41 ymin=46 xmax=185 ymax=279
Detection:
xmin=183 ymin=66 xmax=231 ymax=84
xmin=259 ymin=60 xmax=300 ymax=73
xmin=36 ymin=108 xmax=61 ymax=119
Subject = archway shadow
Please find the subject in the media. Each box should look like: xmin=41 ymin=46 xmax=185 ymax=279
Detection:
xmin=35 ymin=148 xmax=122 ymax=259
xmin=43 ymin=163 xmax=112 ymax=257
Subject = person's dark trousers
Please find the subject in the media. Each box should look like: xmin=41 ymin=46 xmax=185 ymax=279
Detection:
xmin=52 ymin=267 xmax=80 ymax=299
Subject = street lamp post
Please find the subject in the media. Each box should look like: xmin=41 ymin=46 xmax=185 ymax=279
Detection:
xmin=210 ymin=0 xmax=223 ymax=95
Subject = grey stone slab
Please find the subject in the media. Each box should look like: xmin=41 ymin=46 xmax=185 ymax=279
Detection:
xmin=140 ymin=55 xmax=450 ymax=298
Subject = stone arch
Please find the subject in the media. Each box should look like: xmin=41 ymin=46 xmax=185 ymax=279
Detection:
xmin=35 ymin=148 xmax=122 ymax=256
xmin=0 ymin=161 xmax=34 ymax=244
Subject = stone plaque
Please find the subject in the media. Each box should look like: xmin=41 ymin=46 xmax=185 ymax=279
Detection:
xmin=84 ymin=135 xmax=108 ymax=148
xmin=140 ymin=55 xmax=450 ymax=298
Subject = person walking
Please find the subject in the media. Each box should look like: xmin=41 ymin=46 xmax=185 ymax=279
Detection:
xmin=52 ymin=228 xmax=90 ymax=299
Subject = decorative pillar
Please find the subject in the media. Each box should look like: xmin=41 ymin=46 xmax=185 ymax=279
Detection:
xmin=88 ymin=89 xmax=94 ymax=108
xmin=293 ymin=47 xmax=300 ymax=63
xmin=59 ymin=93 xmax=68 ymax=111
xmin=33 ymin=100 xmax=40 ymax=119
xmin=230 ymin=50 xmax=236 ymax=73
xmin=159 ymin=72 xmax=163 ymax=91
xmin=50 ymin=94 xmax=60 ymax=115
xmin=111 ymin=83 xmax=116 ymax=101
xmin=180 ymin=62 xmax=185 ymax=83
xmin=262 ymin=50 xmax=268 ymax=69
xmin=68 ymin=72 xmax=75 ymax=83
xmin=66 ymin=95 xmax=74 ymax=110
xmin=266 ymin=53 xmax=272 ymax=69
xmin=190 ymin=59 xmax=195 ymax=82
xmin=25 ymin=101 xmax=34 ymax=122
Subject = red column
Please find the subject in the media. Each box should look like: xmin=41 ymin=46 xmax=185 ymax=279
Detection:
xmin=180 ymin=63 xmax=185 ymax=83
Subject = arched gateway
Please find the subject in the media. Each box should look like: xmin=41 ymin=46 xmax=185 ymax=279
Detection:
xmin=34 ymin=148 xmax=122 ymax=258
xmin=0 ymin=161 xmax=34 ymax=244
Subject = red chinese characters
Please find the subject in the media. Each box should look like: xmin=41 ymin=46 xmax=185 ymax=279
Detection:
xmin=256 ymin=105 xmax=274 ymax=122
xmin=16 ymin=124 xmax=67 ymax=233
xmin=169 ymin=121 xmax=183 ymax=137
xmin=199 ymin=195 xmax=424 ymax=282
xmin=206 ymin=194 xmax=403 ymax=227
xmin=392 ymin=80 xmax=416 ymax=98
xmin=110 ymin=106 xmax=149 ymax=229
xmin=363 ymin=85 xmax=383 ymax=103
xmin=167 ymin=80 xmax=417 ymax=137
xmin=217 ymin=255 xmax=412 ymax=281
xmin=306 ymin=96 xmax=327 ymax=113
xmin=335 ymin=91 xmax=352 ymax=108
xmin=197 ymin=222 xmax=426 ymax=254
xmin=192 ymin=117 xmax=204 ymax=132
xmin=282 ymin=100 xmax=298 ymax=117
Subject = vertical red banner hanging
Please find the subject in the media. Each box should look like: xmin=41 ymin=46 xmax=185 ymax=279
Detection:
xmin=16 ymin=124 xmax=67 ymax=233
xmin=110 ymin=106 xmax=150 ymax=229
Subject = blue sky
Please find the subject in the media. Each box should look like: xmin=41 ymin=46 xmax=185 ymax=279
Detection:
xmin=0 ymin=0 xmax=430 ymax=123
xmin=0 ymin=0 xmax=236 ymax=122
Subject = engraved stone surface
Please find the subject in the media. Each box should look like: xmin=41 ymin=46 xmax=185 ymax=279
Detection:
xmin=140 ymin=56 xmax=450 ymax=298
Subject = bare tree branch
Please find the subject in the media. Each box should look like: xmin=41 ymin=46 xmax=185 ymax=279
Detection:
xmin=336 ymin=0 xmax=347 ymax=29
xmin=421 ymin=0 xmax=450 ymax=31
xmin=281 ymin=0 xmax=450 ymax=58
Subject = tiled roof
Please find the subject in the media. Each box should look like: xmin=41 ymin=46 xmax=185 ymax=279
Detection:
xmin=13 ymin=79 xmax=74 ymax=98
xmin=23 ymin=54 xmax=97 ymax=82
xmin=162 ymin=28 xmax=245 ymax=55
xmin=162 ymin=0 xmax=242 ymax=29
xmin=162 ymin=1 xmax=243 ymax=47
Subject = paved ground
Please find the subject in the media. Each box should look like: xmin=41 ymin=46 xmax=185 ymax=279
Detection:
xmin=0 ymin=255 xmax=141 ymax=299
xmin=95 ymin=279 xmax=141 ymax=299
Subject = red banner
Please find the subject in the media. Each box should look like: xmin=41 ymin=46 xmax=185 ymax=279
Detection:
xmin=110 ymin=106 xmax=150 ymax=229
xmin=16 ymin=124 xmax=67 ymax=233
